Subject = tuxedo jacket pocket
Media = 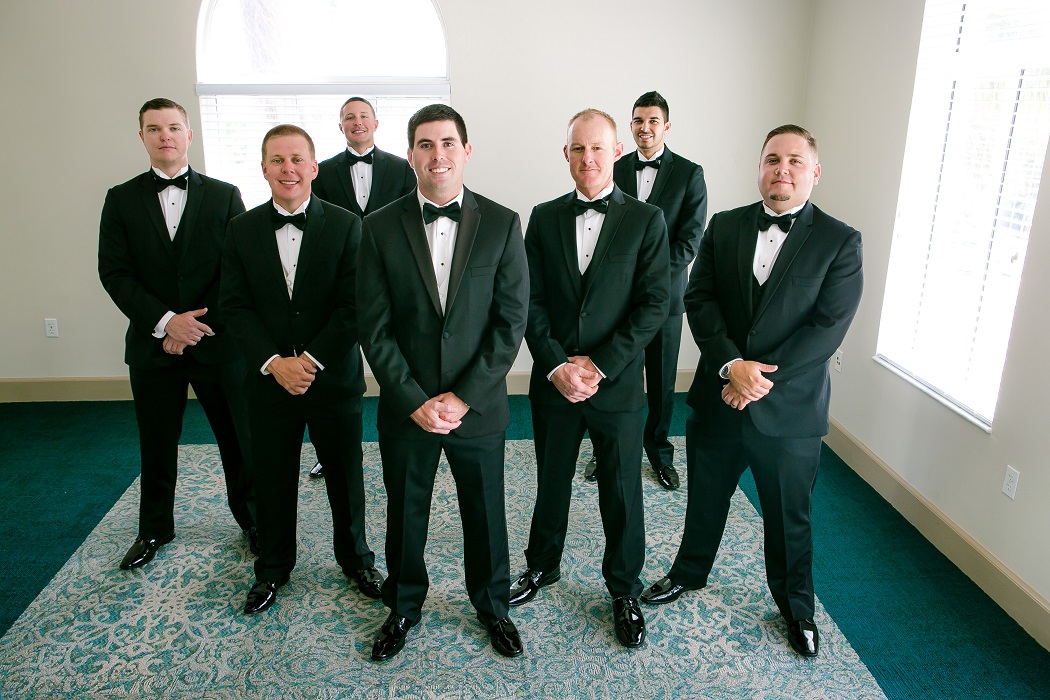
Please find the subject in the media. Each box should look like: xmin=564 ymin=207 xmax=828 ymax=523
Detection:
xmin=791 ymin=274 xmax=824 ymax=287
xmin=471 ymin=264 xmax=498 ymax=277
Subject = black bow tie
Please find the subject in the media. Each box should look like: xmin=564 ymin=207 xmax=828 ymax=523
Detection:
xmin=272 ymin=212 xmax=307 ymax=231
xmin=757 ymin=211 xmax=798 ymax=233
xmin=154 ymin=172 xmax=188 ymax=191
xmin=422 ymin=201 xmax=462 ymax=224
xmin=573 ymin=197 xmax=610 ymax=216
xmin=346 ymin=151 xmax=374 ymax=166
xmin=634 ymin=157 xmax=661 ymax=171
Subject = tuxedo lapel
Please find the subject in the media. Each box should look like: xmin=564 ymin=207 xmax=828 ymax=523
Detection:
xmin=445 ymin=189 xmax=479 ymax=313
xmin=647 ymin=149 xmax=673 ymax=204
xmin=368 ymin=150 xmax=388 ymax=214
xmin=582 ymin=187 xmax=627 ymax=296
xmin=753 ymin=202 xmax=814 ymax=322
xmin=174 ymin=169 xmax=204 ymax=255
xmin=400 ymin=199 xmax=443 ymax=317
xmin=620 ymin=153 xmax=639 ymax=198
xmin=335 ymin=152 xmax=362 ymax=217
xmin=557 ymin=194 xmax=583 ymax=299
xmin=737 ymin=204 xmax=761 ymax=318
xmin=137 ymin=173 xmax=175 ymax=257
xmin=290 ymin=199 xmax=325 ymax=300
xmin=258 ymin=205 xmax=290 ymax=297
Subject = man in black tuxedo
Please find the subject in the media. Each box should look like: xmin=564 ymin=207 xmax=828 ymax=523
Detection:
xmin=99 ymin=98 xmax=256 ymax=570
xmin=220 ymin=124 xmax=384 ymax=614
xmin=640 ymin=125 xmax=863 ymax=658
xmin=609 ymin=91 xmax=707 ymax=491
xmin=358 ymin=104 xmax=529 ymax=661
xmin=510 ymin=109 xmax=670 ymax=649
xmin=309 ymin=96 xmax=416 ymax=479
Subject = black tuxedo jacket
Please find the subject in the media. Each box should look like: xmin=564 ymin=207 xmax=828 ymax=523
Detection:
xmin=685 ymin=201 xmax=863 ymax=438
xmin=99 ymin=168 xmax=246 ymax=369
xmin=614 ymin=148 xmax=707 ymax=314
xmin=220 ymin=197 xmax=366 ymax=402
xmin=313 ymin=147 xmax=416 ymax=218
xmin=524 ymin=186 xmax=670 ymax=412
xmin=357 ymin=188 xmax=529 ymax=439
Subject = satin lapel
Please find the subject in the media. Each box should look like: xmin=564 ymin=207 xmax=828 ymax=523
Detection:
xmin=256 ymin=205 xmax=289 ymax=295
xmin=647 ymin=149 xmax=672 ymax=204
xmin=446 ymin=190 xmax=479 ymax=313
xmin=290 ymin=199 xmax=324 ymax=300
xmin=138 ymin=173 xmax=175 ymax=258
xmin=753 ymin=202 xmax=814 ymax=323
xmin=367 ymin=150 xmax=387 ymax=215
xmin=557 ymin=194 xmax=583 ymax=300
xmin=175 ymin=169 xmax=204 ymax=254
xmin=737 ymin=204 xmax=761 ymax=318
xmin=583 ymin=188 xmax=626 ymax=296
xmin=336 ymin=152 xmax=362 ymax=217
xmin=401 ymin=200 xmax=443 ymax=317
xmin=620 ymin=153 xmax=639 ymax=197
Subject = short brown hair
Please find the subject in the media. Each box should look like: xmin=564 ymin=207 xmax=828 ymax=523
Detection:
xmin=761 ymin=124 xmax=818 ymax=160
xmin=261 ymin=124 xmax=316 ymax=161
xmin=139 ymin=98 xmax=188 ymax=130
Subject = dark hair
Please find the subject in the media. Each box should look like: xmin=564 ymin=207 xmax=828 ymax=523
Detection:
xmin=139 ymin=98 xmax=188 ymax=130
xmin=407 ymin=104 xmax=468 ymax=146
xmin=567 ymin=108 xmax=617 ymax=133
xmin=762 ymin=124 xmax=819 ymax=160
xmin=340 ymin=97 xmax=376 ymax=117
xmin=261 ymin=124 xmax=316 ymax=160
xmin=633 ymin=91 xmax=669 ymax=122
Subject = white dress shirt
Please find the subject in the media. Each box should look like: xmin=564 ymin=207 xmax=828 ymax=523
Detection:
xmin=575 ymin=182 xmax=614 ymax=274
xmin=348 ymin=146 xmax=374 ymax=211
xmin=419 ymin=189 xmax=464 ymax=313
xmin=753 ymin=202 xmax=804 ymax=285
xmin=634 ymin=148 xmax=664 ymax=203
xmin=152 ymin=165 xmax=190 ymax=338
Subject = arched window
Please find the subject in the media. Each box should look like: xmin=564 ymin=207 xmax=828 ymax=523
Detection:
xmin=196 ymin=0 xmax=449 ymax=206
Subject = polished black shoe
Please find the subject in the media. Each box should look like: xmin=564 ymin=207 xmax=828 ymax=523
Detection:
xmin=640 ymin=575 xmax=700 ymax=605
xmin=612 ymin=596 xmax=646 ymax=648
xmin=349 ymin=567 xmax=384 ymax=599
xmin=788 ymin=619 xmax=819 ymax=657
xmin=371 ymin=612 xmax=413 ymax=661
xmin=309 ymin=462 xmax=324 ymax=478
xmin=119 ymin=532 xmax=175 ymax=570
xmin=244 ymin=527 xmax=261 ymax=557
xmin=583 ymin=457 xmax=598 ymax=482
xmin=244 ymin=580 xmax=283 ymax=614
xmin=654 ymin=464 xmax=680 ymax=490
xmin=508 ymin=566 xmax=561 ymax=606
xmin=478 ymin=614 xmax=523 ymax=657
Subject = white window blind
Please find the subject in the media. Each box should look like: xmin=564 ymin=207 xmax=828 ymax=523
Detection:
xmin=876 ymin=0 xmax=1050 ymax=426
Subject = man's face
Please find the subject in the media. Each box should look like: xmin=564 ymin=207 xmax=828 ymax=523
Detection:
xmin=758 ymin=133 xmax=820 ymax=213
xmin=564 ymin=115 xmax=623 ymax=199
xmin=338 ymin=100 xmax=378 ymax=153
xmin=139 ymin=108 xmax=192 ymax=173
xmin=630 ymin=106 xmax=670 ymax=156
xmin=262 ymin=134 xmax=318 ymax=212
xmin=407 ymin=119 xmax=471 ymax=205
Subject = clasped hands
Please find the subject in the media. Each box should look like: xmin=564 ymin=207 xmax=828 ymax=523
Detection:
xmin=551 ymin=356 xmax=601 ymax=403
xmin=162 ymin=308 xmax=212 ymax=355
xmin=722 ymin=360 xmax=777 ymax=410
xmin=269 ymin=354 xmax=318 ymax=395
xmin=411 ymin=392 xmax=470 ymax=434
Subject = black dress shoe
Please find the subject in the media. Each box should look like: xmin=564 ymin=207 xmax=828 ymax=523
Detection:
xmin=244 ymin=580 xmax=283 ymax=614
xmin=371 ymin=612 xmax=413 ymax=661
xmin=508 ymin=566 xmax=561 ymax=606
xmin=478 ymin=614 xmax=523 ymax=657
xmin=640 ymin=576 xmax=700 ymax=605
xmin=583 ymin=457 xmax=598 ymax=482
xmin=119 ymin=532 xmax=175 ymax=570
xmin=349 ymin=567 xmax=384 ymax=599
xmin=612 ymin=596 xmax=646 ymax=648
xmin=309 ymin=462 xmax=324 ymax=478
xmin=244 ymin=527 xmax=261 ymax=557
xmin=654 ymin=465 xmax=680 ymax=490
xmin=788 ymin=619 xmax=819 ymax=657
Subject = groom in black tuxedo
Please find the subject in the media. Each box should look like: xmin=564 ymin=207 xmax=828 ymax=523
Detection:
xmin=641 ymin=125 xmax=863 ymax=658
xmin=510 ymin=109 xmax=669 ymax=649
xmin=220 ymin=124 xmax=383 ymax=614
xmin=611 ymin=91 xmax=707 ymax=491
xmin=99 ymin=98 xmax=256 ymax=571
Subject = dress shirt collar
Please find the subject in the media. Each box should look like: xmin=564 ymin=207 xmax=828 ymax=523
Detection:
xmin=637 ymin=149 xmax=665 ymax=163
xmin=761 ymin=201 xmax=805 ymax=219
xmin=152 ymin=165 xmax=189 ymax=180
xmin=273 ymin=197 xmax=310 ymax=217
xmin=417 ymin=189 xmax=465 ymax=213
xmin=575 ymin=182 xmax=615 ymax=204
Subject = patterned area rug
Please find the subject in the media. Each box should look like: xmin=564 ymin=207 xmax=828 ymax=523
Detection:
xmin=0 ymin=439 xmax=884 ymax=699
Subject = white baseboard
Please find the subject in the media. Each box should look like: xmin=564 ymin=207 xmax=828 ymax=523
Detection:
xmin=825 ymin=418 xmax=1050 ymax=651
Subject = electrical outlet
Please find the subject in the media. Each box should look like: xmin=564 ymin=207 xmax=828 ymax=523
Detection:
xmin=1002 ymin=465 xmax=1020 ymax=500
xmin=833 ymin=349 xmax=843 ymax=373
xmin=44 ymin=318 xmax=59 ymax=338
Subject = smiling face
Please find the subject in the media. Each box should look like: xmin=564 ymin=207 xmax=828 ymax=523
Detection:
xmin=338 ymin=100 xmax=378 ymax=154
xmin=262 ymin=134 xmax=318 ymax=212
xmin=564 ymin=113 xmax=623 ymax=199
xmin=407 ymin=119 xmax=471 ymax=205
xmin=139 ymin=108 xmax=192 ymax=176
xmin=758 ymin=133 xmax=820 ymax=213
xmin=630 ymin=106 xmax=670 ymax=159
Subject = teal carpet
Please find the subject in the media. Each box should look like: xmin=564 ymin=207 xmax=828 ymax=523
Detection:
xmin=0 ymin=397 xmax=1048 ymax=698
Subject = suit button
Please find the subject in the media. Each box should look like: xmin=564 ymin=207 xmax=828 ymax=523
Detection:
xmin=580 ymin=311 xmax=589 ymax=318
xmin=749 ymin=330 xmax=757 ymax=336
xmin=442 ymin=331 xmax=451 ymax=339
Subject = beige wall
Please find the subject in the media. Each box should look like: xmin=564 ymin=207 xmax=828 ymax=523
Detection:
xmin=2 ymin=0 xmax=1048 ymax=636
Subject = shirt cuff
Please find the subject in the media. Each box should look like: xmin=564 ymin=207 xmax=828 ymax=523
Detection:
xmin=154 ymin=311 xmax=176 ymax=339
xmin=261 ymin=354 xmax=280 ymax=375
xmin=546 ymin=361 xmax=567 ymax=381
xmin=302 ymin=351 xmax=324 ymax=371
xmin=719 ymin=358 xmax=742 ymax=379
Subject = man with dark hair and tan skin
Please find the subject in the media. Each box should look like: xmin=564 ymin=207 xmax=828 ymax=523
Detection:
xmin=99 ymin=97 xmax=257 ymax=571
xmin=641 ymin=125 xmax=863 ymax=659
xmin=510 ymin=108 xmax=669 ymax=649
xmin=220 ymin=124 xmax=384 ymax=614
